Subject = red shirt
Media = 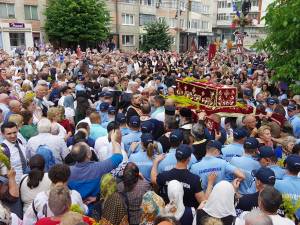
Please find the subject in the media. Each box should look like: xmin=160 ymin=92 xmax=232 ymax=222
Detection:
xmin=36 ymin=216 xmax=93 ymax=225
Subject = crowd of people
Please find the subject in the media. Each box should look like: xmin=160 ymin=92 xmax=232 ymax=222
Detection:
xmin=0 ymin=44 xmax=299 ymax=225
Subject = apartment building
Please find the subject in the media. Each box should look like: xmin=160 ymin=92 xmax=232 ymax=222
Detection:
xmin=0 ymin=0 xmax=47 ymax=52
xmin=106 ymin=0 xmax=214 ymax=52
xmin=213 ymin=0 xmax=273 ymax=47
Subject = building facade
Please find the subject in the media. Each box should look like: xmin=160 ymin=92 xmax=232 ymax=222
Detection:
xmin=106 ymin=0 xmax=214 ymax=52
xmin=0 ymin=0 xmax=47 ymax=52
xmin=213 ymin=0 xmax=273 ymax=48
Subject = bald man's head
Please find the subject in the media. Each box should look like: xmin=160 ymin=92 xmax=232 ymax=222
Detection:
xmin=243 ymin=115 xmax=257 ymax=129
xmin=8 ymin=100 xmax=21 ymax=113
xmin=0 ymin=93 xmax=9 ymax=103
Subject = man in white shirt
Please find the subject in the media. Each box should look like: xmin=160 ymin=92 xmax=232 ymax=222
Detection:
xmin=27 ymin=118 xmax=69 ymax=164
xmin=94 ymin=122 xmax=127 ymax=162
xmin=1 ymin=121 xmax=28 ymax=183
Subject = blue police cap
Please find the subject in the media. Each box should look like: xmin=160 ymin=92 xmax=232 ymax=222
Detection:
xmin=176 ymin=144 xmax=192 ymax=160
xmin=285 ymin=154 xmax=300 ymax=171
xmin=100 ymin=102 xmax=109 ymax=111
xmin=258 ymin=146 xmax=274 ymax=159
xmin=108 ymin=106 xmax=116 ymax=114
xmin=141 ymin=133 xmax=154 ymax=146
xmin=287 ymin=104 xmax=297 ymax=112
xmin=129 ymin=116 xmax=140 ymax=128
xmin=233 ymin=128 xmax=248 ymax=140
xmin=206 ymin=140 xmax=222 ymax=151
xmin=116 ymin=113 xmax=126 ymax=124
xmin=141 ymin=120 xmax=154 ymax=133
xmin=252 ymin=167 xmax=276 ymax=185
xmin=243 ymin=89 xmax=253 ymax=97
xmin=244 ymin=137 xmax=259 ymax=149
xmin=170 ymin=129 xmax=184 ymax=143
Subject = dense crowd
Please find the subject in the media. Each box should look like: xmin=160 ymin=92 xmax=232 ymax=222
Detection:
xmin=0 ymin=44 xmax=299 ymax=225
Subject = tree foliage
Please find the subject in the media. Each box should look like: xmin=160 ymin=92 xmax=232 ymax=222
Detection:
xmin=45 ymin=0 xmax=110 ymax=45
xmin=255 ymin=0 xmax=300 ymax=93
xmin=140 ymin=19 xmax=172 ymax=52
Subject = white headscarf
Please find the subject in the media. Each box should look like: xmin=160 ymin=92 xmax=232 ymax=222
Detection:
xmin=164 ymin=180 xmax=185 ymax=220
xmin=203 ymin=181 xmax=236 ymax=218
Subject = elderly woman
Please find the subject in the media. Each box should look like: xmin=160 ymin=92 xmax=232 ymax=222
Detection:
xmin=98 ymin=174 xmax=129 ymax=225
xmin=140 ymin=191 xmax=166 ymax=225
xmin=257 ymin=125 xmax=273 ymax=148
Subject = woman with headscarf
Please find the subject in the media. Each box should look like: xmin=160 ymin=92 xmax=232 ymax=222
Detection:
xmin=163 ymin=180 xmax=195 ymax=225
xmin=98 ymin=174 xmax=129 ymax=225
xmin=196 ymin=181 xmax=237 ymax=225
xmin=63 ymin=95 xmax=75 ymax=124
xmin=140 ymin=191 xmax=165 ymax=225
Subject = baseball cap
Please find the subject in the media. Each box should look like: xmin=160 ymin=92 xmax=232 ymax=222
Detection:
xmin=141 ymin=120 xmax=154 ymax=133
xmin=129 ymin=116 xmax=140 ymax=128
xmin=103 ymin=91 xmax=113 ymax=98
xmin=244 ymin=137 xmax=259 ymax=149
xmin=266 ymin=97 xmax=277 ymax=105
xmin=169 ymin=129 xmax=184 ymax=143
xmin=206 ymin=140 xmax=222 ymax=152
xmin=116 ymin=113 xmax=126 ymax=124
xmin=141 ymin=133 xmax=154 ymax=146
xmin=258 ymin=146 xmax=275 ymax=159
xmin=243 ymin=89 xmax=253 ymax=97
xmin=0 ymin=176 xmax=8 ymax=184
xmin=99 ymin=102 xmax=109 ymax=112
xmin=179 ymin=107 xmax=192 ymax=118
xmin=285 ymin=154 xmax=300 ymax=172
xmin=78 ymin=76 xmax=85 ymax=81
xmin=287 ymin=104 xmax=297 ymax=112
xmin=175 ymin=144 xmax=192 ymax=161
xmin=108 ymin=106 xmax=116 ymax=114
xmin=165 ymin=106 xmax=176 ymax=116
xmin=233 ymin=128 xmax=248 ymax=140
xmin=252 ymin=167 xmax=276 ymax=185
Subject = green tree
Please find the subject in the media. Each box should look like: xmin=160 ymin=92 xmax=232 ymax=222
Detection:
xmin=45 ymin=0 xmax=110 ymax=46
xmin=140 ymin=19 xmax=172 ymax=52
xmin=255 ymin=0 xmax=300 ymax=93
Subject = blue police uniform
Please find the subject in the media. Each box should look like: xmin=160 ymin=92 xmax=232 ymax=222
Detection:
xmin=268 ymin=164 xmax=286 ymax=180
xmin=121 ymin=127 xmax=130 ymax=136
xmin=222 ymin=143 xmax=244 ymax=162
xmin=289 ymin=115 xmax=300 ymax=138
xmin=129 ymin=151 xmax=154 ymax=182
xmin=190 ymin=156 xmax=237 ymax=191
xmin=122 ymin=130 xmax=142 ymax=153
xmin=128 ymin=141 xmax=163 ymax=157
xmin=157 ymin=147 xmax=197 ymax=173
xmin=230 ymin=155 xmax=261 ymax=194
xmin=275 ymin=175 xmax=300 ymax=201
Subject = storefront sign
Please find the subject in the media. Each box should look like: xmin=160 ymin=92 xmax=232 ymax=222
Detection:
xmin=9 ymin=23 xmax=25 ymax=28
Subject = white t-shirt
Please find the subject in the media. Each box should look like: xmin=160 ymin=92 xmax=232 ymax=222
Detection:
xmin=269 ymin=215 xmax=295 ymax=225
xmin=22 ymin=189 xmax=87 ymax=225
xmin=20 ymin=173 xmax=52 ymax=213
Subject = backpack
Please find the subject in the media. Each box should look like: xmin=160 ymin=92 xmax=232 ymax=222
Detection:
xmin=35 ymin=145 xmax=56 ymax=172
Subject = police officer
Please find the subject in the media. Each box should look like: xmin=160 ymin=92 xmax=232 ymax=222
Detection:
xmin=275 ymin=154 xmax=300 ymax=202
xmin=122 ymin=115 xmax=142 ymax=153
xmin=190 ymin=140 xmax=245 ymax=191
xmin=116 ymin=113 xmax=130 ymax=136
xmin=222 ymin=128 xmax=247 ymax=162
xmin=98 ymin=102 xmax=109 ymax=125
xmin=158 ymin=129 xmax=197 ymax=173
xmin=230 ymin=137 xmax=261 ymax=194
xmin=243 ymin=89 xmax=256 ymax=107
xmin=257 ymin=146 xmax=286 ymax=179
xmin=101 ymin=106 xmax=116 ymax=129
xmin=287 ymin=104 xmax=300 ymax=138
xmin=129 ymin=120 xmax=163 ymax=156
xmin=129 ymin=133 xmax=159 ymax=181
xmin=265 ymin=97 xmax=277 ymax=113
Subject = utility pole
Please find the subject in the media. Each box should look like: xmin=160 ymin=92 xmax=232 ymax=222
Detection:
xmin=176 ymin=0 xmax=180 ymax=52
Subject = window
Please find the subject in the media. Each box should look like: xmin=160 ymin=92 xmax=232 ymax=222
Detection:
xmin=121 ymin=0 xmax=136 ymax=3
xmin=0 ymin=3 xmax=15 ymax=18
xmin=217 ymin=13 xmax=228 ymax=21
xmin=202 ymin=21 xmax=208 ymax=30
xmin=139 ymin=14 xmax=156 ymax=26
xmin=122 ymin=14 xmax=134 ymax=25
xmin=248 ymin=12 xmax=259 ymax=20
xmin=191 ymin=2 xmax=209 ymax=14
xmin=180 ymin=19 xmax=186 ymax=29
xmin=140 ymin=0 xmax=154 ymax=6
xmin=9 ymin=33 xmax=25 ymax=48
xmin=122 ymin=35 xmax=134 ymax=46
xmin=168 ymin=18 xmax=176 ymax=28
xmin=24 ymin=5 xmax=38 ymax=20
xmin=217 ymin=1 xmax=228 ymax=9
xmin=251 ymin=0 xmax=259 ymax=7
